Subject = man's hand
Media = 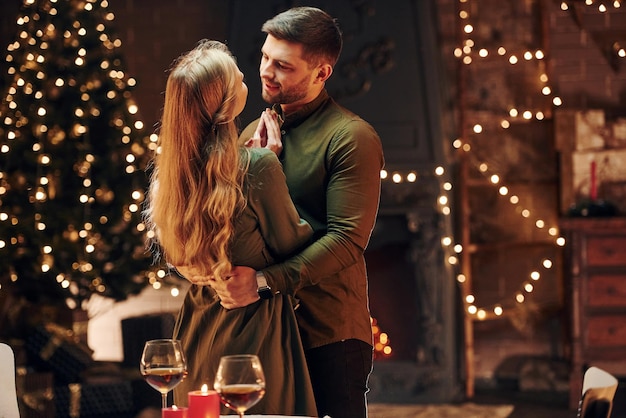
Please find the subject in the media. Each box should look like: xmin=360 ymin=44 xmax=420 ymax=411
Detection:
xmin=244 ymin=109 xmax=283 ymax=155
xmin=209 ymin=266 xmax=259 ymax=309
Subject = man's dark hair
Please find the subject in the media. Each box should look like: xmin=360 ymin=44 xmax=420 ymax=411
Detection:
xmin=262 ymin=6 xmax=343 ymax=67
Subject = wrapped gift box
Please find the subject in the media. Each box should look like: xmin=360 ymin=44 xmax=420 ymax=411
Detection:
xmin=121 ymin=312 xmax=175 ymax=368
xmin=25 ymin=323 xmax=94 ymax=384
xmin=16 ymin=370 xmax=55 ymax=418
xmin=54 ymin=377 xmax=134 ymax=418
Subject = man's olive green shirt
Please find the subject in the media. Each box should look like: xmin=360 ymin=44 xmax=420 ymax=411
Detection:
xmin=240 ymin=90 xmax=384 ymax=349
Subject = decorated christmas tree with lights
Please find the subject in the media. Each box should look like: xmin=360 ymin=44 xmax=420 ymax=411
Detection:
xmin=0 ymin=0 xmax=161 ymax=312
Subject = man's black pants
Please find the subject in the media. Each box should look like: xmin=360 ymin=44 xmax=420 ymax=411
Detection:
xmin=305 ymin=339 xmax=373 ymax=418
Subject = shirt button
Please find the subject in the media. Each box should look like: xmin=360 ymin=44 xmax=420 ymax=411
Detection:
xmin=281 ymin=130 xmax=286 ymax=135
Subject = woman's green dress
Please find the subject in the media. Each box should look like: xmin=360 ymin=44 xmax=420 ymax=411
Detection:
xmin=172 ymin=148 xmax=317 ymax=417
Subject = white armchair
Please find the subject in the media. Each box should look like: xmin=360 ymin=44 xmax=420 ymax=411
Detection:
xmin=0 ymin=342 xmax=20 ymax=418
xmin=577 ymin=366 xmax=618 ymax=418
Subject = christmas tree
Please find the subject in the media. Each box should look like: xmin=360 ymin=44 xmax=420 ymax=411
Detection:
xmin=0 ymin=0 xmax=162 ymax=313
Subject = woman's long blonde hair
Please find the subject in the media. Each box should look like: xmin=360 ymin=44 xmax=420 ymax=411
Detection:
xmin=145 ymin=40 xmax=249 ymax=280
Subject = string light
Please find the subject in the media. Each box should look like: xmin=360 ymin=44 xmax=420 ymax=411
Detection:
xmin=450 ymin=0 xmax=576 ymax=320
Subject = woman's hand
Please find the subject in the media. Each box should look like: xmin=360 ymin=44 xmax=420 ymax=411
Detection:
xmin=244 ymin=109 xmax=283 ymax=155
xmin=172 ymin=265 xmax=214 ymax=286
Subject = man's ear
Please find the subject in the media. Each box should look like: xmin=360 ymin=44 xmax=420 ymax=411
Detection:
xmin=316 ymin=63 xmax=333 ymax=83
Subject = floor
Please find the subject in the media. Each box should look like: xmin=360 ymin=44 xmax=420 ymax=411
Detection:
xmin=473 ymin=387 xmax=573 ymax=418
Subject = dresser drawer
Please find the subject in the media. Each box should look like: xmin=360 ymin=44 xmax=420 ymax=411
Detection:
xmin=588 ymin=275 xmax=626 ymax=307
xmin=586 ymin=315 xmax=626 ymax=347
xmin=587 ymin=236 xmax=626 ymax=267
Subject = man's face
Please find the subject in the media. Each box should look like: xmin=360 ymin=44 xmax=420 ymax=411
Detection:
xmin=259 ymin=34 xmax=319 ymax=111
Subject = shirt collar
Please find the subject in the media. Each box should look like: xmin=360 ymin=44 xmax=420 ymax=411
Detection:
xmin=271 ymin=89 xmax=329 ymax=130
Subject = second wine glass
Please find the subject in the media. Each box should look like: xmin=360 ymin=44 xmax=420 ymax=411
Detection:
xmin=140 ymin=339 xmax=187 ymax=409
xmin=214 ymin=354 xmax=266 ymax=418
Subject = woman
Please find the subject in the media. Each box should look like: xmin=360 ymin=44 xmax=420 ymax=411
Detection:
xmin=144 ymin=40 xmax=317 ymax=416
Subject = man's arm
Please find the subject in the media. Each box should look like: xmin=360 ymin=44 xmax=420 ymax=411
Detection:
xmin=216 ymin=120 xmax=383 ymax=308
xmin=264 ymin=120 xmax=384 ymax=291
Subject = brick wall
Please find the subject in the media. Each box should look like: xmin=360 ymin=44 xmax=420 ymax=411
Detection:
xmin=107 ymin=0 xmax=230 ymax=129
xmin=548 ymin=1 xmax=626 ymax=110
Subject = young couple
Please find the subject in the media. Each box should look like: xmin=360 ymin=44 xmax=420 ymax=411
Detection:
xmin=145 ymin=7 xmax=384 ymax=418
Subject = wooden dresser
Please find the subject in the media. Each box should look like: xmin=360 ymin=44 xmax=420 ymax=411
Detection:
xmin=559 ymin=217 xmax=626 ymax=409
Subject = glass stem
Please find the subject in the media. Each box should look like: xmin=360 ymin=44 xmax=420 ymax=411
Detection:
xmin=162 ymin=393 xmax=168 ymax=409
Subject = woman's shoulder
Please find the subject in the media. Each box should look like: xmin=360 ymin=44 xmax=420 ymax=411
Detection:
xmin=248 ymin=148 xmax=281 ymax=171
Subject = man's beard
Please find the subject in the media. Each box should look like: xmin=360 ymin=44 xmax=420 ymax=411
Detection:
xmin=261 ymin=74 xmax=310 ymax=105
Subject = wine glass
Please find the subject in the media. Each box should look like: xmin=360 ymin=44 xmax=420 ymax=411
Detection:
xmin=140 ymin=339 xmax=187 ymax=409
xmin=214 ymin=354 xmax=266 ymax=417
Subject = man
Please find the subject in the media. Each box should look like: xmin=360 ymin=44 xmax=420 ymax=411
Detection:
xmin=210 ymin=7 xmax=384 ymax=418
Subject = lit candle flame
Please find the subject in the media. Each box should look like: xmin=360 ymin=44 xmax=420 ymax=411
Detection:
xmin=201 ymin=384 xmax=209 ymax=393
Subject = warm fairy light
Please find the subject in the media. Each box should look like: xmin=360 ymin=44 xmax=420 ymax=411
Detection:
xmin=542 ymin=259 xmax=553 ymax=269
xmin=392 ymin=173 xmax=402 ymax=183
xmin=380 ymin=169 xmax=388 ymax=179
xmin=530 ymin=271 xmax=540 ymax=281
xmin=489 ymin=174 xmax=499 ymax=184
xmin=524 ymin=283 xmax=534 ymax=293
xmin=473 ymin=124 xmax=483 ymax=133
xmin=499 ymin=186 xmax=508 ymax=195
xmin=442 ymin=236 xmax=452 ymax=246
xmin=435 ymin=166 xmax=445 ymax=176
xmin=556 ymin=237 xmax=566 ymax=246
xmin=457 ymin=274 xmax=466 ymax=283
xmin=494 ymin=306 xmax=503 ymax=316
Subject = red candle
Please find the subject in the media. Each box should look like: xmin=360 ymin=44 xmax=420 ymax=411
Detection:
xmin=188 ymin=384 xmax=220 ymax=418
xmin=162 ymin=405 xmax=188 ymax=418
xmin=590 ymin=160 xmax=598 ymax=201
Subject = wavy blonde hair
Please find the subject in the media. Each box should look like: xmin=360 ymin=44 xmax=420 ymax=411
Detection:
xmin=146 ymin=40 xmax=249 ymax=280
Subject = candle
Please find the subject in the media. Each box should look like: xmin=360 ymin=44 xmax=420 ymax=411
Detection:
xmin=188 ymin=384 xmax=220 ymax=418
xmin=162 ymin=405 xmax=188 ymax=418
xmin=590 ymin=160 xmax=598 ymax=201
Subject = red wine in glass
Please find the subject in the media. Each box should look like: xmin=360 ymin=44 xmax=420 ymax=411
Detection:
xmin=140 ymin=339 xmax=187 ymax=409
xmin=214 ymin=354 xmax=266 ymax=417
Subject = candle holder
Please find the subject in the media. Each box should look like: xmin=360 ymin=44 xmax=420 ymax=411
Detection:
xmin=568 ymin=160 xmax=617 ymax=217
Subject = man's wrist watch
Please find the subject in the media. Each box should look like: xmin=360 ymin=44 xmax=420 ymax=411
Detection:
xmin=256 ymin=271 xmax=273 ymax=299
